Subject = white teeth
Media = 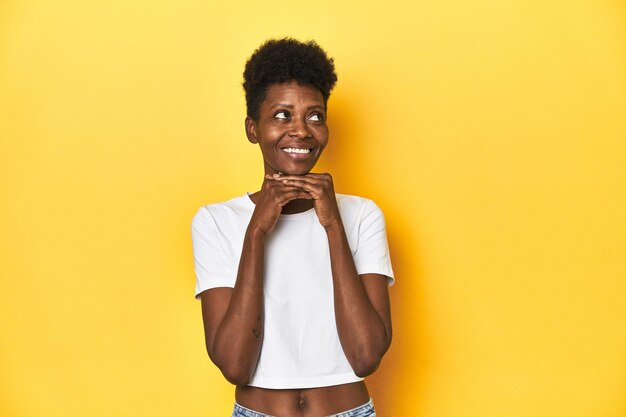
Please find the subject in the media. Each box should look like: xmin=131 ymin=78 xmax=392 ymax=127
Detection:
xmin=283 ymin=148 xmax=311 ymax=154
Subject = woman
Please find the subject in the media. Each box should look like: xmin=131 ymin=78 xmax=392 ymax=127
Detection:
xmin=192 ymin=38 xmax=394 ymax=417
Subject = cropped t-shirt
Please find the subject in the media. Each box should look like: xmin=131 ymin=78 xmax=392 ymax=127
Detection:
xmin=191 ymin=193 xmax=394 ymax=389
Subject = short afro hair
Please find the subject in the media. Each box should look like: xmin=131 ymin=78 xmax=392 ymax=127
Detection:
xmin=243 ymin=38 xmax=338 ymax=121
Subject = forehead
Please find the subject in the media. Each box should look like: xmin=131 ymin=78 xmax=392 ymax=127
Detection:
xmin=262 ymin=81 xmax=324 ymax=108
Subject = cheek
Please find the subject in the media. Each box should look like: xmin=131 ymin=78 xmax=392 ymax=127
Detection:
xmin=258 ymin=127 xmax=282 ymax=148
xmin=316 ymin=128 xmax=329 ymax=147
xmin=260 ymin=141 xmax=275 ymax=156
xmin=261 ymin=126 xmax=285 ymax=142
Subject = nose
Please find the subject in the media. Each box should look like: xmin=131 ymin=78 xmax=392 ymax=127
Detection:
xmin=288 ymin=117 xmax=311 ymax=138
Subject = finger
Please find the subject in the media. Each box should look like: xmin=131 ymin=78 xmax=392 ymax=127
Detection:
xmin=266 ymin=173 xmax=314 ymax=180
xmin=280 ymin=179 xmax=322 ymax=196
xmin=276 ymin=184 xmax=310 ymax=193
xmin=277 ymin=190 xmax=313 ymax=206
xmin=264 ymin=180 xmax=299 ymax=191
xmin=266 ymin=173 xmax=332 ymax=182
xmin=280 ymin=175 xmax=332 ymax=188
xmin=284 ymin=172 xmax=332 ymax=180
xmin=265 ymin=173 xmax=296 ymax=181
xmin=262 ymin=183 xmax=305 ymax=202
xmin=263 ymin=177 xmax=283 ymax=188
xmin=275 ymin=177 xmax=325 ymax=187
xmin=300 ymin=172 xmax=331 ymax=179
xmin=272 ymin=182 xmax=312 ymax=193
xmin=267 ymin=173 xmax=310 ymax=180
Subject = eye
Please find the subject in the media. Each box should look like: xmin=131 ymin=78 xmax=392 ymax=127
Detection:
xmin=274 ymin=110 xmax=290 ymax=120
xmin=308 ymin=113 xmax=324 ymax=122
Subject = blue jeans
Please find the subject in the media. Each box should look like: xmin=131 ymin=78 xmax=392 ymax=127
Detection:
xmin=231 ymin=398 xmax=376 ymax=417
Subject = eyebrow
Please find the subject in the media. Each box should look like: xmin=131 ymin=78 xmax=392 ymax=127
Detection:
xmin=270 ymin=103 xmax=325 ymax=111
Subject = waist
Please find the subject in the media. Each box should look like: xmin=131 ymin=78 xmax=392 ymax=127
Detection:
xmin=235 ymin=381 xmax=369 ymax=416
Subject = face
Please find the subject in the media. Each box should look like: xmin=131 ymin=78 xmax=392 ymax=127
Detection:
xmin=245 ymin=81 xmax=328 ymax=176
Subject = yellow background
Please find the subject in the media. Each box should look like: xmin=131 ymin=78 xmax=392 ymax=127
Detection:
xmin=1 ymin=1 xmax=625 ymax=416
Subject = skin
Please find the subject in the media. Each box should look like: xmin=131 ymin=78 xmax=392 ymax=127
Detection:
xmin=199 ymin=81 xmax=392 ymax=417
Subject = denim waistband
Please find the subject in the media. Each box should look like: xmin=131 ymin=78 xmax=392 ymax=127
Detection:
xmin=330 ymin=398 xmax=375 ymax=417
xmin=232 ymin=402 xmax=273 ymax=417
xmin=232 ymin=398 xmax=375 ymax=417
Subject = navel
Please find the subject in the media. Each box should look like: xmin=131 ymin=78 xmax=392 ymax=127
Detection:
xmin=297 ymin=396 xmax=307 ymax=409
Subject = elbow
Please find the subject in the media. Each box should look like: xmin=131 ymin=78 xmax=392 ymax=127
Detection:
xmin=351 ymin=353 xmax=383 ymax=378
xmin=220 ymin=365 xmax=252 ymax=386
xmin=212 ymin=356 xmax=253 ymax=386
xmin=352 ymin=358 xmax=381 ymax=378
xmin=206 ymin=346 xmax=253 ymax=386
xmin=350 ymin=340 xmax=391 ymax=377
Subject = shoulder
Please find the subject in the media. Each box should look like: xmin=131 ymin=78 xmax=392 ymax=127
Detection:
xmin=192 ymin=193 xmax=254 ymax=229
xmin=336 ymin=194 xmax=385 ymax=228
xmin=335 ymin=193 xmax=386 ymax=223
xmin=336 ymin=193 xmax=372 ymax=209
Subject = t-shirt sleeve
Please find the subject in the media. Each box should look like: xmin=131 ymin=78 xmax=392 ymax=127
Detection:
xmin=353 ymin=200 xmax=395 ymax=286
xmin=191 ymin=207 xmax=235 ymax=300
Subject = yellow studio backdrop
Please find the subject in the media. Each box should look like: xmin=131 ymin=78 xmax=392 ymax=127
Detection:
xmin=1 ymin=0 xmax=625 ymax=416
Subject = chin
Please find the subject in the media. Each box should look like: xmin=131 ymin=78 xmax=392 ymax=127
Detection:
xmin=275 ymin=163 xmax=315 ymax=175
xmin=283 ymin=167 xmax=313 ymax=175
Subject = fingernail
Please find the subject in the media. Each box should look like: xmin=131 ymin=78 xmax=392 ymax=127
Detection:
xmin=273 ymin=173 xmax=280 ymax=178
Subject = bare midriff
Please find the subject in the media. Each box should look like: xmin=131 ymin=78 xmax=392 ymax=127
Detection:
xmin=235 ymin=381 xmax=369 ymax=417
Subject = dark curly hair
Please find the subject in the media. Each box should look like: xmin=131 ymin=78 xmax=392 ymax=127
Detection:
xmin=243 ymin=38 xmax=338 ymax=121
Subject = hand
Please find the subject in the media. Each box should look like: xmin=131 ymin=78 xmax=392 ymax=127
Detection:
xmin=268 ymin=173 xmax=342 ymax=230
xmin=249 ymin=177 xmax=313 ymax=235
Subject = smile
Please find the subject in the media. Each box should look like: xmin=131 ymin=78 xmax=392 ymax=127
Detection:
xmin=282 ymin=148 xmax=312 ymax=154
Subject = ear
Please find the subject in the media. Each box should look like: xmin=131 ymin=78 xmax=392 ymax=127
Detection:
xmin=245 ymin=116 xmax=258 ymax=144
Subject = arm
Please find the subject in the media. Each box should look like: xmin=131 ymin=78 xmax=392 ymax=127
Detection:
xmin=197 ymin=180 xmax=312 ymax=385
xmin=200 ymin=227 xmax=265 ymax=386
xmin=326 ymin=225 xmax=392 ymax=377
xmin=273 ymin=173 xmax=393 ymax=377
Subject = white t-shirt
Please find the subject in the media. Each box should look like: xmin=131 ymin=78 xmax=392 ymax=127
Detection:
xmin=191 ymin=193 xmax=394 ymax=389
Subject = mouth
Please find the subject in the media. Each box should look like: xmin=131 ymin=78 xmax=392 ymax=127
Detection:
xmin=281 ymin=147 xmax=312 ymax=155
